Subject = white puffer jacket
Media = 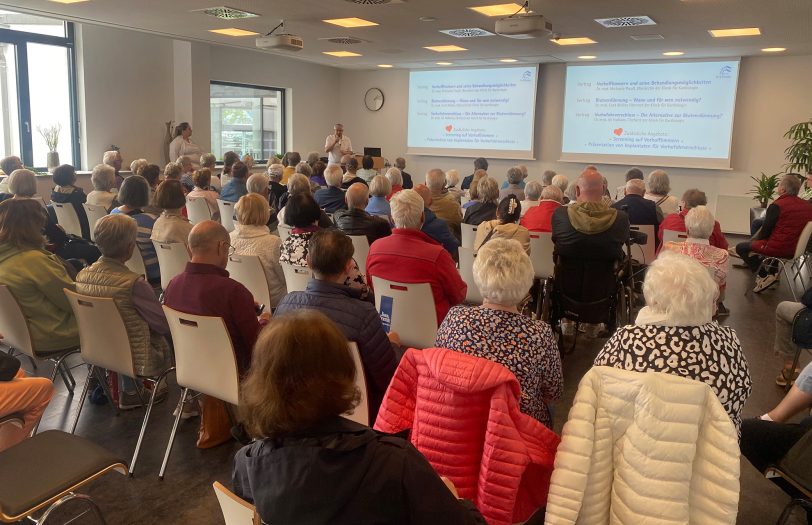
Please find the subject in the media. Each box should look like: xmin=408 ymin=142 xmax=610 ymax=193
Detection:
xmin=545 ymin=367 xmax=740 ymax=525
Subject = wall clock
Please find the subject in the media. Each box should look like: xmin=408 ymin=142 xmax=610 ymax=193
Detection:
xmin=364 ymin=87 xmax=384 ymax=111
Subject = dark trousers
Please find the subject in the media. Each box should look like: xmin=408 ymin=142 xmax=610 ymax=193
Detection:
xmin=736 ymin=241 xmax=779 ymax=275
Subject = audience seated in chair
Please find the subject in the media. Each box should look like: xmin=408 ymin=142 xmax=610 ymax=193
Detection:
xmin=281 ymin=152 xmax=300 ymax=185
xmin=138 ymin=164 xmax=163 ymax=216
xmin=277 ymin=174 xmax=332 ymax=228
xmin=341 ymin=157 xmax=366 ymax=189
xmin=0 ymin=198 xmax=79 ymax=352
xmin=274 ymin=229 xmax=400 ymax=421
xmin=613 ymin=167 xmax=644 ymax=202
xmin=310 ymin=160 xmax=327 ymax=188
xmin=87 ymin=164 xmax=119 ymax=212
xmin=413 ymin=184 xmax=460 ymax=260
xmin=394 ymin=157 xmax=414 ymax=189
xmin=220 ymin=151 xmax=239 ymax=181
xmin=521 ymin=185 xmax=563 ymax=233
xmin=233 ymin=310 xmax=486 ymax=525
xmin=357 ymin=155 xmax=377 ymax=184
xmin=644 ymin=169 xmax=679 ymax=216
xmin=49 ymin=164 xmax=90 ymax=239
xmin=266 ymin=164 xmax=286 ymax=212
xmin=186 ymin=169 xmax=220 ymax=221
xmin=0 ymin=364 xmax=54 ymax=452
xmin=461 ymin=157 xmax=487 ymax=191
xmin=385 ymin=167 xmax=404 ymax=201
xmin=76 ymin=214 xmax=172 ymax=409
xmin=230 ymin=194 xmax=286 ymax=308
xmin=333 ymin=183 xmax=391 ymax=245
xmin=462 ymin=169 xmax=488 ymax=210
xmin=314 ymin=164 xmax=348 ymax=214
xmin=463 ymin=176 xmax=499 ymax=226
xmin=0 ymin=155 xmax=23 ymax=181
xmin=199 ymin=153 xmax=221 ymax=190
xmin=427 ymin=169 xmax=462 ymax=236
xmin=771 ymin=285 xmax=812 ymax=387
xmin=245 ymin=173 xmax=279 ymax=232
xmin=594 ymin=251 xmax=752 ymax=434
xmin=473 ymin=195 xmax=529 ymax=254
xmin=150 ymin=180 xmax=192 ymax=247
xmin=444 ymin=169 xmax=463 ymax=204
xmin=519 ymin=180 xmax=542 ymax=218
xmin=612 ymin=178 xmax=661 ymax=247
xmin=177 ymin=156 xmax=195 ymax=192
xmin=219 ymin=161 xmax=249 ymax=203
xmin=367 ymin=189 xmax=466 ymax=328
xmin=658 ymin=188 xmax=728 ymax=250
xmin=365 ymin=175 xmax=393 ymax=223
xmin=436 ymin=238 xmax=562 ymax=427
xmin=499 ymin=166 xmax=526 ymax=202
xmin=163 ymin=220 xmax=270 ymax=376
xmin=103 ymin=150 xmax=124 ymax=189
xmin=111 ymin=175 xmax=160 ymax=286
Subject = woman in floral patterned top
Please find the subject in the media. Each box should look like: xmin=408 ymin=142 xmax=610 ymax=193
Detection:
xmin=280 ymin=193 xmax=369 ymax=299
xmin=661 ymin=205 xmax=728 ymax=293
xmin=435 ymin=238 xmax=562 ymax=427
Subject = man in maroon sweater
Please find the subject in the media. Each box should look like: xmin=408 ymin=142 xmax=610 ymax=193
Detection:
xmin=163 ymin=220 xmax=270 ymax=375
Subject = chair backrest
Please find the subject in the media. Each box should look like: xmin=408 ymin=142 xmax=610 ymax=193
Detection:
xmin=52 ymin=202 xmax=83 ymax=237
xmin=186 ymin=197 xmax=212 ymax=225
xmin=212 ymin=481 xmax=259 ymax=525
xmin=0 ymin=285 xmax=35 ymax=359
xmin=460 ymin=223 xmax=478 ymax=249
xmin=371 ymin=276 xmax=438 ymax=349
xmin=793 ymin=221 xmax=812 ymax=260
xmin=344 ymin=342 xmax=369 ymax=426
xmin=162 ymin=306 xmax=240 ymax=405
xmin=662 ymin=229 xmax=688 ymax=245
xmin=529 ymin=231 xmax=555 ymax=279
xmin=124 ymin=247 xmax=147 ymax=277
xmin=281 ymin=263 xmax=310 ymax=293
xmin=348 ymin=235 xmax=370 ymax=271
xmin=82 ymin=204 xmax=108 ymax=242
xmin=64 ymin=290 xmax=135 ymax=378
xmin=152 ymin=241 xmax=190 ymax=290
xmin=629 ymin=224 xmax=656 ymax=265
xmin=226 ymin=254 xmax=272 ymax=309
xmin=277 ymin=223 xmax=291 ymax=242
xmin=217 ymin=199 xmax=236 ymax=233
xmin=458 ymin=247 xmax=483 ymax=304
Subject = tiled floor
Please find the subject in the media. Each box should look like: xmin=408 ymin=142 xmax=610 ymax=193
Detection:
xmin=27 ymin=234 xmax=811 ymax=524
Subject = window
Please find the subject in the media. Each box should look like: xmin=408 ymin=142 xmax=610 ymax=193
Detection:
xmin=210 ymin=81 xmax=285 ymax=162
xmin=0 ymin=10 xmax=78 ymax=169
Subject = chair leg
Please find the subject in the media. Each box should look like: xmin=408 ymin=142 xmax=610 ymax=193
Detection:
xmin=70 ymin=365 xmax=95 ymax=434
xmin=775 ymin=498 xmax=811 ymax=525
xmin=59 ymin=360 xmax=77 ymax=392
xmin=38 ymin=492 xmax=106 ymax=524
xmin=129 ymin=367 xmax=174 ymax=476
xmin=782 ymin=262 xmax=798 ymax=301
xmin=94 ymin=367 xmax=120 ymax=416
xmin=158 ymin=387 xmax=188 ymax=480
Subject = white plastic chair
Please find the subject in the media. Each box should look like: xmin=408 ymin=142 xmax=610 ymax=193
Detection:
xmin=529 ymin=232 xmax=555 ymax=280
xmin=344 ymin=342 xmax=369 ymax=426
xmin=349 ymin=235 xmax=370 ymax=271
xmin=152 ymin=241 xmax=190 ymax=290
xmin=159 ymin=307 xmax=240 ymax=479
xmin=460 ymin=223 xmax=478 ymax=249
xmin=277 ymin=223 xmax=291 ymax=242
xmin=82 ymin=204 xmax=108 ymax=242
xmin=213 ymin=481 xmax=259 ymax=525
xmin=186 ymin=197 xmax=212 ymax=225
xmin=217 ymin=199 xmax=236 ymax=232
xmin=629 ymin=224 xmax=656 ymax=266
xmin=756 ymin=221 xmax=812 ymax=301
xmin=458 ymin=247 xmax=483 ymax=305
xmin=51 ymin=202 xmax=83 ymax=238
xmin=371 ymin=276 xmax=438 ymax=349
xmin=227 ymin=254 xmax=273 ymax=309
xmin=65 ymin=290 xmax=174 ymax=475
xmin=124 ymin=248 xmax=147 ymax=277
xmin=281 ymin=263 xmax=311 ymax=293
xmin=662 ymin=229 xmax=688 ymax=245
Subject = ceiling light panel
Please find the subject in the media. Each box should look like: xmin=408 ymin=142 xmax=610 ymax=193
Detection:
xmin=762 ymin=47 xmax=786 ymax=52
xmin=424 ymin=45 xmax=468 ymax=52
xmin=192 ymin=6 xmax=260 ymax=19
xmin=323 ymin=50 xmax=363 ymax=57
xmin=436 ymin=61 xmax=454 ymax=65
xmin=47 ymin=0 xmax=89 ymax=3
xmin=499 ymin=58 xmax=518 ymax=62
xmin=208 ymin=28 xmax=258 ymax=36
xmin=663 ymin=51 xmax=685 ymax=56
xmin=630 ymin=34 xmax=664 ymax=41
xmin=552 ymin=37 xmax=597 ymax=46
xmin=595 ymin=16 xmax=656 ymax=28
xmin=468 ymin=3 xmax=527 ymax=17
xmin=323 ymin=17 xmax=379 ymax=28
xmin=439 ymin=27 xmax=496 ymax=38
xmin=709 ymin=27 xmax=761 ymax=37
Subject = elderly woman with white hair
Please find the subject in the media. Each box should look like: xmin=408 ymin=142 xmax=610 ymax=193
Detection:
xmin=499 ymin=167 xmax=526 ymax=202
xmin=662 ymin=205 xmax=728 ymax=294
xmin=445 ymin=169 xmax=463 ymax=203
xmin=266 ymin=163 xmax=286 ymax=210
xmin=463 ymin=176 xmax=500 ymax=226
xmin=365 ymin=175 xmax=393 ymax=222
xmin=87 ymin=164 xmax=119 ymax=211
xmin=385 ymin=167 xmax=403 ymax=200
xmin=551 ymin=174 xmax=569 ymax=202
xmin=129 ymin=158 xmax=148 ymax=177
xmin=435 ymin=238 xmax=562 ymax=427
xmin=644 ymin=169 xmax=679 ymax=216
xmin=594 ymin=251 xmax=752 ymax=433
xmin=520 ymin=180 xmax=542 ymax=217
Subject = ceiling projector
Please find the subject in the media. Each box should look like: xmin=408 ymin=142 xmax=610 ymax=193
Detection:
xmin=495 ymin=14 xmax=553 ymax=39
xmin=256 ymin=34 xmax=304 ymax=51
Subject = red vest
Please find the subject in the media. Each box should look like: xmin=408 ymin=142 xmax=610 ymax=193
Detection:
xmin=752 ymin=194 xmax=812 ymax=258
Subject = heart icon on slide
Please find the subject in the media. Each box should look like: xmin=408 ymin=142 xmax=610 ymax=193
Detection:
xmin=445 ymin=125 xmax=453 ymax=133
xmin=613 ymin=128 xmax=624 ymax=136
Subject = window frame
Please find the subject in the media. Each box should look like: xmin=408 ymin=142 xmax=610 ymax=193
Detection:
xmin=0 ymin=20 xmax=80 ymax=169
xmin=209 ymin=80 xmax=286 ymax=163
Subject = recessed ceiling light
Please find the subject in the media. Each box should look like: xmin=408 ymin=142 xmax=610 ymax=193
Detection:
xmin=468 ymin=3 xmax=528 ymax=17
xmin=424 ymin=45 xmax=468 ymax=52
xmin=663 ymin=51 xmax=685 ymax=56
xmin=323 ymin=51 xmax=362 ymax=57
xmin=436 ymin=61 xmax=454 ymax=65
xmin=709 ymin=27 xmax=761 ymax=38
xmin=192 ymin=6 xmax=260 ymax=20
xmin=578 ymin=55 xmax=597 ymax=60
xmin=208 ymin=28 xmax=259 ymax=37
xmin=499 ymin=58 xmax=518 ymax=63
xmin=48 ymin=0 xmax=89 ymax=3
xmin=323 ymin=17 xmax=379 ymax=28
xmin=762 ymin=47 xmax=787 ymax=53
xmin=419 ymin=16 xmax=438 ymax=22
xmin=552 ymin=37 xmax=597 ymax=46
xmin=378 ymin=64 xmax=394 ymax=68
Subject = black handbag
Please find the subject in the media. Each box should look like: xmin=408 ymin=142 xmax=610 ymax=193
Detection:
xmin=0 ymin=352 xmax=21 ymax=382
xmin=791 ymin=308 xmax=812 ymax=348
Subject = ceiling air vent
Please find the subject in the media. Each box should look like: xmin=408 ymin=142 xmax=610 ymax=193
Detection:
xmin=344 ymin=0 xmax=406 ymax=5
xmin=630 ymin=34 xmax=665 ymax=41
xmin=319 ymin=36 xmax=368 ymax=45
xmin=595 ymin=16 xmax=656 ymax=28
xmin=192 ymin=6 xmax=260 ymax=19
xmin=439 ymin=27 xmax=495 ymax=38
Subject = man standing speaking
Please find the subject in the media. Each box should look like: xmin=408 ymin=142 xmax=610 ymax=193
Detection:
xmin=324 ymin=123 xmax=353 ymax=165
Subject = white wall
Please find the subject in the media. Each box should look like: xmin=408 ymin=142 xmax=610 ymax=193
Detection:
xmin=337 ymin=55 xmax=812 ymax=213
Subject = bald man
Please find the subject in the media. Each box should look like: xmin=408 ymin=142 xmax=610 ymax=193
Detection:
xmin=333 ymin=183 xmax=391 ymax=245
xmin=552 ymin=168 xmax=630 ymax=263
xmin=414 ymin=184 xmax=460 ymax=260
xmin=163 ymin=220 xmax=270 ymax=375
xmin=425 ymin=168 xmax=462 ymax=239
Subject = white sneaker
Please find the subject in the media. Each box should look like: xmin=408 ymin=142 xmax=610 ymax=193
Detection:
xmin=753 ymin=273 xmax=780 ymax=293
xmin=173 ymin=399 xmax=199 ymax=420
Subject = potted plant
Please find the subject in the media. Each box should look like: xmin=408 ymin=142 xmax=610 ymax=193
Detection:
xmin=37 ymin=124 xmax=61 ymax=171
xmin=748 ymin=172 xmax=781 ymax=208
xmin=784 ymin=118 xmax=812 ymax=175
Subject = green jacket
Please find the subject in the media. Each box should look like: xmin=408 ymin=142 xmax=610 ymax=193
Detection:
xmin=0 ymin=243 xmax=79 ymax=352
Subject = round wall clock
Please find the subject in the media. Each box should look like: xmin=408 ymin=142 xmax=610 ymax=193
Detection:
xmin=364 ymin=87 xmax=385 ymax=111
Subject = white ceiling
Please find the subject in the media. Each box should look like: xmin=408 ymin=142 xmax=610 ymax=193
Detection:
xmin=1 ymin=0 xmax=810 ymax=69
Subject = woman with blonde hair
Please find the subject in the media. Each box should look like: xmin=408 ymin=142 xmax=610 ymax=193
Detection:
xmin=463 ymin=169 xmax=487 ymax=210
xmin=463 ymin=176 xmax=499 ymax=226
xmin=187 ymin=169 xmax=220 ymax=220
